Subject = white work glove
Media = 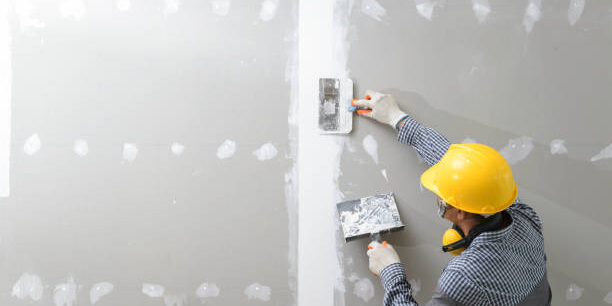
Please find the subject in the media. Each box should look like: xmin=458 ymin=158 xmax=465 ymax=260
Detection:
xmin=367 ymin=241 xmax=401 ymax=276
xmin=352 ymin=90 xmax=408 ymax=129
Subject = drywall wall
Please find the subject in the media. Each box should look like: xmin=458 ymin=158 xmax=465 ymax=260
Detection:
xmin=1 ymin=0 xmax=296 ymax=305
xmin=334 ymin=0 xmax=612 ymax=305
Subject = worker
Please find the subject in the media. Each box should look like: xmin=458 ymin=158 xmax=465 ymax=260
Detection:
xmin=352 ymin=90 xmax=551 ymax=306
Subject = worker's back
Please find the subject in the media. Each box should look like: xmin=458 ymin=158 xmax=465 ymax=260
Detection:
xmin=438 ymin=199 xmax=551 ymax=306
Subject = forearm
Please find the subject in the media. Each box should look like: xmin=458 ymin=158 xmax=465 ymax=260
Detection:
xmin=397 ymin=116 xmax=451 ymax=167
xmin=380 ymin=263 xmax=419 ymax=306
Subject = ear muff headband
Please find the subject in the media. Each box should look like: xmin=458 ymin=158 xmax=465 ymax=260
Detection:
xmin=441 ymin=212 xmax=505 ymax=255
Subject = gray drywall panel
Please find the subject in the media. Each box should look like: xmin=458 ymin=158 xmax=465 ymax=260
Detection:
xmin=1 ymin=1 xmax=295 ymax=305
xmin=338 ymin=0 xmax=612 ymax=305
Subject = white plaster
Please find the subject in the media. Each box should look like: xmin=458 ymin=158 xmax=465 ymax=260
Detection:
xmin=472 ymin=0 xmax=491 ymax=24
xmin=260 ymin=0 xmax=279 ymax=21
xmin=59 ymin=0 xmax=86 ymax=21
xmin=163 ymin=0 xmax=180 ymax=15
xmin=550 ymin=139 xmax=568 ymax=155
xmin=53 ymin=276 xmax=78 ymax=306
xmin=362 ymin=134 xmax=379 ymax=164
xmin=142 ymin=283 xmax=165 ymax=298
xmin=347 ymin=272 xmax=360 ymax=282
xmin=604 ymin=290 xmax=612 ymax=304
xmin=0 ymin=3 xmax=10 ymax=197
xmin=461 ymin=137 xmax=477 ymax=144
xmin=89 ymin=282 xmax=113 ymax=305
xmin=244 ymin=282 xmax=271 ymax=301
xmin=216 ymin=139 xmax=236 ymax=159
xmin=116 ymin=0 xmax=131 ymax=12
xmin=381 ymin=169 xmax=389 ymax=182
xmin=590 ymin=143 xmax=612 ymax=162
xmin=568 ymin=0 xmax=585 ymax=26
xmin=122 ymin=143 xmax=138 ymax=162
xmin=361 ymin=0 xmax=386 ymax=22
xmin=499 ymin=136 xmax=534 ymax=165
xmin=523 ymin=0 xmax=541 ymax=33
xmin=163 ymin=294 xmax=186 ymax=306
xmin=353 ymin=277 xmax=375 ymax=302
xmin=14 ymin=0 xmax=46 ymax=31
xmin=195 ymin=282 xmax=220 ymax=298
xmin=73 ymin=139 xmax=88 ymax=157
xmin=170 ymin=142 xmax=185 ymax=156
xmin=409 ymin=278 xmax=422 ymax=295
xmin=565 ymin=283 xmax=584 ymax=301
xmin=210 ymin=0 xmax=230 ymax=16
xmin=24 ymin=133 xmax=41 ymax=156
xmin=12 ymin=273 xmax=44 ymax=301
xmin=253 ymin=143 xmax=278 ymax=161
xmin=415 ymin=0 xmax=435 ymax=20
xmin=298 ymin=0 xmax=351 ymax=305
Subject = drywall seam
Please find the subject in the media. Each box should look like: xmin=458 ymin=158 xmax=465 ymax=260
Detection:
xmin=297 ymin=0 xmax=350 ymax=305
xmin=0 ymin=1 xmax=11 ymax=197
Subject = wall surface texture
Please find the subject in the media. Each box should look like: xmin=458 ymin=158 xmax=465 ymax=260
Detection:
xmin=2 ymin=0 xmax=612 ymax=306
xmin=1 ymin=0 xmax=296 ymax=305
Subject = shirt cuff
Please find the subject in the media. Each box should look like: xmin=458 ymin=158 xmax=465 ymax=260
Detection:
xmin=397 ymin=115 xmax=422 ymax=146
xmin=380 ymin=262 xmax=409 ymax=289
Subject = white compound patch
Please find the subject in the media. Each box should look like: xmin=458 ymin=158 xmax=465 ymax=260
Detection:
xmin=216 ymin=139 xmax=236 ymax=159
xmin=210 ymin=0 xmax=230 ymax=16
xmin=244 ymin=282 xmax=271 ymax=301
xmin=142 ymin=283 xmax=165 ymax=298
xmin=253 ymin=143 xmax=278 ymax=161
xmin=590 ymin=143 xmax=612 ymax=162
xmin=550 ymin=139 xmax=568 ymax=155
xmin=353 ymin=277 xmax=374 ymax=302
xmin=170 ymin=142 xmax=185 ymax=156
xmin=259 ymin=0 xmax=279 ymax=21
xmin=53 ymin=276 xmax=78 ymax=306
xmin=362 ymin=134 xmax=379 ymax=164
xmin=90 ymin=282 xmax=113 ymax=305
xmin=565 ymin=283 xmax=584 ymax=301
xmin=361 ymin=0 xmax=386 ymax=21
xmin=12 ymin=273 xmax=44 ymax=301
xmin=499 ymin=136 xmax=534 ymax=165
xmin=122 ymin=143 xmax=138 ymax=162
xmin=24 ymin=133 xmax=41 ymax=155
xmin=73 ymin=139 xmax=88 ymax=157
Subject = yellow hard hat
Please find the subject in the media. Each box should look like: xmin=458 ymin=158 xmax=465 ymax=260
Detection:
xmin=421 ymin=143 xmax=517 ymax=215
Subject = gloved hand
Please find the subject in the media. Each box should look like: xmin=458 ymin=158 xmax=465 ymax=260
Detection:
xmin=367 ymin=241 xmax=401 ymax=276
xmin=352 ymin=90 xmax=408 ymax=129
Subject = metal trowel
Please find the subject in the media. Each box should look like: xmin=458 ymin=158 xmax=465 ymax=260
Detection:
xmin=336 ymin=192 xmax=405 ymax=243
xmin=318 ymin=78 xmax=353 ymax=134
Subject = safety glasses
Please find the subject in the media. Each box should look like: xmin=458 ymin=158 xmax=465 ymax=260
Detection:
xmin=437 ymin=197 xmax=448 ymax=218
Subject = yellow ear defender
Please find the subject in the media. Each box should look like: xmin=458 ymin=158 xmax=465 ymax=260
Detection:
xmin=441 ymin=213 xmax=506 ymax=255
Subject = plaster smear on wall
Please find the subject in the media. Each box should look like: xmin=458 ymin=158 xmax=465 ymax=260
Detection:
xmin=352 ymin=277 xmax=375 ymax=302
xmin=195 ymin=282 xmax=220 ymax=298
xmin=244 ymin=282 xmax=271 ymax=301
xmin=163 ymin=0 xmax=180 ymax=15
xmin=414 ymin=0 xmax=442 ymax=21
xmin=0 ymin=2 xmax=10 ymax=197
xmin=409 ymin=278 xmax=422 ymax=295
xmin=522 ymin=0 xmax=541 ymax=33
xmin=216 ymin=139 xmax=236 ymax=159
xmin=362 ymin=134 xmax=379 ymax=164
xmin=24 ymin=133 xmax=41 ymax=155
xmin=550 ymin=139 xmax=568 ymax=155
xmin=253 ymin=143 xmax=278 ymax=161
xmin=462 ymin=137 xmax=477 ymax=143
xmin=116 ymin=0 xmax=131 ymax=12
xmin=53 ymin=276 xmax=78 ymax=306
xmin=12 ymin=273 xmax=44 ymax=301
xmin=59 ymin=0 xmax=86 ymax=21
xmin=210 ymin=0 xmax=231 ymax=16
xmin=499 ymin=136 xmax=533 ymax=165
xmin=170 ymin=142 xmax=185 ymax=156
xmin=73 ymin=139 xmax=88 ymax=157
xmin=259 ymin=0 xmax=279 ymax=21
xmin=568 ymin=0 xmax=585 ymax=26
xmin=89 ymin=282 xmax=113 ymax=305
xmin=604 ymin=290 xmax=612 ymax=304
xmin=122 ymin=143 xmax=138 ymax=162
xmin=381 ymin=169 xmax=389 ymax=181
xmin=565 ymin=283 xmax=584 ymax=301
xmin=361 ymin=0 xmax=386 ymax=22
xmin=471 ymin=0 xmax=491 ymax=24
xmin=590 ymin=143 xmax=612 ymax=162
xmin=14 ymin=0 xmax=46 ymax=32
xmin=142 ymin=283 xmax=165 ymax=298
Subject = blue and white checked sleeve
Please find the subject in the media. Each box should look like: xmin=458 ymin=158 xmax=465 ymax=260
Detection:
xmin=380 ymin=263 xmax=419 ymax=306
xmin=397 ymin=116 xmax=451 ymax=167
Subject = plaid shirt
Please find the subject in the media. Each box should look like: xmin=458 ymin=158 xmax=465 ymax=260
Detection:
xmin=381 ymin=116 xmax=548 ymax=306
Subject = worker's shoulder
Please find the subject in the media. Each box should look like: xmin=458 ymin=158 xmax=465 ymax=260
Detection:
xmin=507 ymin=198 xmax=544 ymax=232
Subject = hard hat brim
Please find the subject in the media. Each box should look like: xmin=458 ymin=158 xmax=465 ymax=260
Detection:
xmin=420 ymin=163 xmax=441 ymax=197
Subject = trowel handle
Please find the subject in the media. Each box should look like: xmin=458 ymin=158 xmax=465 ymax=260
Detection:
xmin=371 ymin=232 xmax=382 ymax=243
